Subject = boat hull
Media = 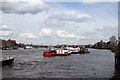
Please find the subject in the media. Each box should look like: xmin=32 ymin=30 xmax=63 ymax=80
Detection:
xmin=43 ymin=50 xmax=56 ymax=57
xmin=56 ymin=53 xmax=71 ymax=56
xmin=0 ymin=58 xmax=14 ymax=66
xmin=71 ymin=51 xmax=80 ymax=54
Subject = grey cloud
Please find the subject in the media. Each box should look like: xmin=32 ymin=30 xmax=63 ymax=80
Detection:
xmin=85 ymin=26 xmax=118 ymax=40
xmin=86 ymin=27 xmax=103 ymax=34
xmin=49 ymin=10 xmax=91 ymax=22
xmin=0 ymin=2 xmax=49 ymax=14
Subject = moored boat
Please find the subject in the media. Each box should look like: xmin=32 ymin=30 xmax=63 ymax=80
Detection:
xmin=84 ymin=48 xmax=90 ymax=53
xmin=79 ymin=48 xmax=90 ymax=54
xmin=0 ymin=57 xmax=14 ymax=66
xmin=24 ymin=46 xmax=33 ymax=49
xmin=66 ymin=47 xmax=80 ymax=54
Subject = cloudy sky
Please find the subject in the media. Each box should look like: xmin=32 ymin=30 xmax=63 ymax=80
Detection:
xmin=0 ymin=0 xmax=119 ymax=45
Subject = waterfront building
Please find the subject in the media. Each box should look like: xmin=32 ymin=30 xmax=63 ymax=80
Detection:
xmin=110 ymin=36 xmax=118 ymax=47
xmin=110 ymin=36 xmax=117 ymax=42
xmin=6 ymin=39 xmax=16 ymax=47
xmin=0 ymin=39 xmax=17 ymax=50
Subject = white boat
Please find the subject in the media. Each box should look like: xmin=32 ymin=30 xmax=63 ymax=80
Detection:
xmin=24 ymin=46 xmax=33 ymax=49
xmin=56 ymin=49 xmax=71 ymax=56
xmin=66 ymin=47 xmax=80 ymax=54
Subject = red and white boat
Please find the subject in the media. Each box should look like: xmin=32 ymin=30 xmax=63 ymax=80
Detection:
xmin=43 ymin=47 xmax=71 ymax=57
xmin=43 ymin=50 xmax=56 ymax=57
xmin=56 ymin=49 xmax=71 ymax=56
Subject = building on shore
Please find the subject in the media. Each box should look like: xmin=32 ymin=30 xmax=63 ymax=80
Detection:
xmin=110 ymin=36 xmax=117 ymax=42
xmin=92 ymin=36 xmax=118 ymax=49
xmin=0 ymin=39 xmax=18 ymax=50
xmin=110 ymin=36 xmax=118 ymax=47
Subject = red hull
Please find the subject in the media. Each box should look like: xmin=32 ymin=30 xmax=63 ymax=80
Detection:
xmin=56 ymin=53 xmax=71 ymax=56
xmin=43 ymin=50 xmax=56 ymax=57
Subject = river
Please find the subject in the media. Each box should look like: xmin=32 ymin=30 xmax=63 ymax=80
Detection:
xmin=1 ymin=48 xmax=115 ymax=78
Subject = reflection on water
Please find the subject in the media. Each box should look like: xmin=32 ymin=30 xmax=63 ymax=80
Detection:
xmin=1 ymin=48 xmax=115 ymax=78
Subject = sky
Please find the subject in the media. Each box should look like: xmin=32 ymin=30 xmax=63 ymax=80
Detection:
xmin=0 ymin=0 xmax=119 ymax=45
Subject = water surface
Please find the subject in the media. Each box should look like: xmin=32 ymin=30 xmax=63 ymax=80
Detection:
xmin=1 ymin=48 xmax=115 ymax=78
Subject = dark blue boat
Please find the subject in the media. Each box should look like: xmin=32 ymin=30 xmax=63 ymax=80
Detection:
xmin=79 ymin=48 xmax=90 ymax=54
xmin=0 ymin=57 xmax=14 ymax=66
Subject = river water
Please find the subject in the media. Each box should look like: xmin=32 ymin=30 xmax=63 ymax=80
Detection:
xmin=1 ymin=48 xmax=115 ymax=78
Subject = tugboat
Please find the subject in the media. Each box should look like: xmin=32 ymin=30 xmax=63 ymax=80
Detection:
xmin=43 ymin=49 xmax=56 ymax=57
xmin=0 ymin=57 xmax=14 ymax=66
